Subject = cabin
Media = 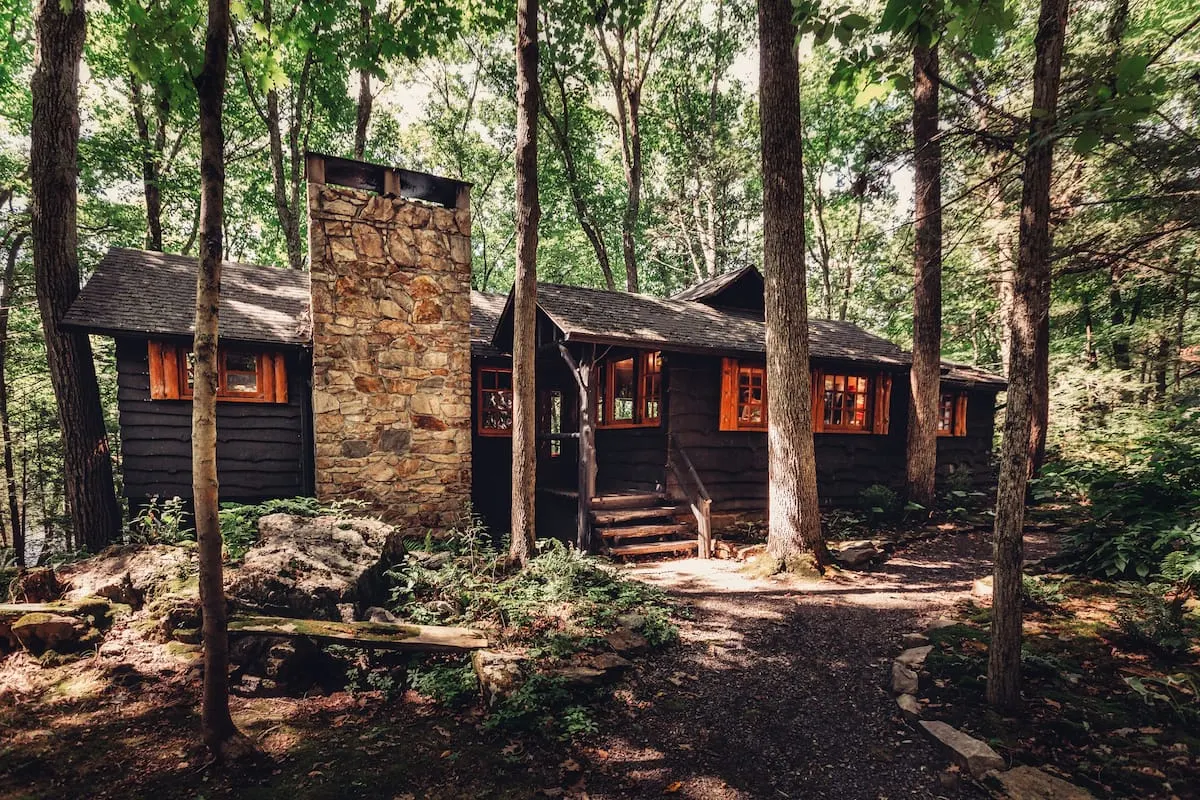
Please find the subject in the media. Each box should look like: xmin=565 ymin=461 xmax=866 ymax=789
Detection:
xmin=64 ymin=153 xmax=1005 ymax=557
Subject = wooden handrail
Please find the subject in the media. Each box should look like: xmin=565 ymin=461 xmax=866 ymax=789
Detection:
xmin=668 ymin=434 xmax=713 ymax=559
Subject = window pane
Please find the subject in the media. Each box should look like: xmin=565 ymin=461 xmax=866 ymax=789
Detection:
xmin=939 ymin=393 xmax=955 ymax=432
xmin=737 ymin=366 xmax=766 ymax=426
xmin=612 ymin=358 xmax=635 ymax=421
xmin=823 ymin=373 xmax=870 ymax=429
xmin=226 ymin=370 xmax=259 ymax=393
xmin=225 ymin=352 xmax=257 ymax=373
xmin=482 ymin=389 xmax=513 ymax=432
xmin=642 ymin=352 xmax=662 ymax=422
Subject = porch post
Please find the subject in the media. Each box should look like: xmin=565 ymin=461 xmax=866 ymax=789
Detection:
xmin=558 ymin=343 xmax=596 ymax=552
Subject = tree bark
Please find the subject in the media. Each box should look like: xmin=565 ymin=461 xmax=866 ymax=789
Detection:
xmin=193 ymin=0 xmax=251 ymax=761
xmin=130 ymin=75 xmax=166 ymax=251
xmin=988 ymin=0 xmax=1069 ymax=712
xmin=0 ymin=233 xmax=26 ymax=557
xmin=353 ymin=0 xmax=373 ymax=160
xmin=758 ymin=0 xmax=827 ymax=571
xmin=509 ymin=0 xmax=540 ymax=567
xmin=30 ymin=0 xmax=123 ymax=555
xmin=905 ymin=42 xmax=942 ymax=508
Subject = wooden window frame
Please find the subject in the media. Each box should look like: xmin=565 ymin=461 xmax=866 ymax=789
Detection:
xmin=720 ymin=361 xmax=893 ymax=435
xmin=813 ymin=370 xmax=875 ymax=434
xmin=477 ymin=366 xmax=514 ymax=437
xmin=937 ymin=390 xmax=969 ymax=437
xmin=148 ymin=341 xmax=287 ymax=403
xmin=719 ymin=358 xmax=768 ymax=432
xmin=594 ymin=351 xmax=663 ymax=430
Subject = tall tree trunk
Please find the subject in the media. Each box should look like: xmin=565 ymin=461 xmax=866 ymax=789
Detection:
xmin=30 ymin=0 xmax=123 ymax=555
xmin=193 ymin=0 xmax=251 ymax=760
xmin=758 ymin=0 xmax=827 ymax=571
xmin=618 ymin=87 xmax=642 ymax=293
xmin=988 ymin=0 xmax=1069 ymax=712
xmin=0 ymin=234 xmax=26 ymax=556
xmin=509 ymin=0 xmax=540 ymax=567
xmin=353 ymin=0 xmax=373 ymax=160
xmin=905 ymin=41 xmax=942 ymax=508
xmin=1174 ymin=271 xmax=1190 ymax=389
xmin=130 ymin=76 xmax=165 ymax=251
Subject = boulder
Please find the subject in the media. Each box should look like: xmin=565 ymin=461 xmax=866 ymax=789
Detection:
xmin=227 ymin=514 xmax=402 ymax=620
xmin=6 ymin=568 xmax=63 ymax=603
xmin=60 ymin=545 xmax=196 ymax=608
xmin=604 ymin=626 xmax=648 ymax=655
xmin=896 ymin=693 xmax=922 ymax=722
xmin=896 ymin=645 xmax=933 ymax=669
xmin=989 ymin=766 xmax=1095 ymax=800
xmin=901 ymin=632 xmax=930 ymax=648
xmin=547 ymin=652 xmax=633 ymax=686
xmin=11 ymin=613 xmax=88 ymax=655
xmin=472 ymin=649 xmax=526 ymax=707
xmin=891 ymin=661 xmax=919 ymax=695
xmin=918 ymin=720 xmax=1005 ymax=777
xmin=833 ymin=541 xmax=883 ymax=569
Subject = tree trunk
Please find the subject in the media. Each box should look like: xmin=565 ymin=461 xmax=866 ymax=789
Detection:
xmin=905 ymin=41 xmax=942 ymax=508
xmin=509 ymin=0 xmax=540 ymax=567
xmin=758 ymin=0 xmax=827 ymax=571
xmin=353 ymin=0 xmax=373 ymax=160
xmin=619 ymin=86 xmax=642 ymax=293
xmin=0 ymin=234 xmax=26 ymax=557
xmin=193 ymin=0 xmax=251 ymax=761
xmin=1174 ymin=271 xmax=1190 ymax=389
xmin=988 ymin=0 xmax=1069 ymax=712
xmin=130 ymin=76 xmax=165 ymax=251
xmin=30 ymin=0 xmax=123 ymax=555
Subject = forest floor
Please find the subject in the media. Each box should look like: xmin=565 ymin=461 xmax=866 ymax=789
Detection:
xmin=0 ymin=526 xmax=1137 ymax=800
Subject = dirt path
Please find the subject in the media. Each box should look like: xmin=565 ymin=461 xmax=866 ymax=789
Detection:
xmin=576 ymin=530 xmax=1060 ymax=799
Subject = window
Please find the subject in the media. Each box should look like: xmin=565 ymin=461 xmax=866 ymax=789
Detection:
xmin=818 ymin=373 xmax=872 ymax=432
xmin=593 ymin=351 xmax=663 ymax=429
xmin=148 ymin=341 xmax=287 ymax=403
xmin=478 ymin=367 xmax=513 ymax=436
xmin=549 ymin=390 xmax=563 ymax=457
xmin=719 ymin=358 xmax=768 ymax=431
xmin=938 ymin=391 xmax=968 ymax=437
xmin=720 ymin=360 xmax=893 ymax=435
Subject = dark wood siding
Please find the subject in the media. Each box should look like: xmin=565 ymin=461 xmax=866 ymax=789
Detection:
xmin=116 ymin=337 xmax=313 ymax=504
xmin=665 ymin=353 xmax=997 ymax=511
xmin=595 ymin=427 xmax=666 ymax=493
xmin=935 ymin=388 xmax=998 ymax=489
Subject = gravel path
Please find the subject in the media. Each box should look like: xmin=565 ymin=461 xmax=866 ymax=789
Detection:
xmin=578 ymin=529 xmax=1059 ymax=800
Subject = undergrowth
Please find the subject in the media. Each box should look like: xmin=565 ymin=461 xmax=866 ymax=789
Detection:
xmin=218 ymin=496 xmax=367 ymax=560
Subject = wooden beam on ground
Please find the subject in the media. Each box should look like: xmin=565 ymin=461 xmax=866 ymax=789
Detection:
xmin=227 ymin=615 xmax=488 ymax=652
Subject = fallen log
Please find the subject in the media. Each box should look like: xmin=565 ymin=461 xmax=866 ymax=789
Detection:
xmin=227 ymin=615 xmax=489 ymax=652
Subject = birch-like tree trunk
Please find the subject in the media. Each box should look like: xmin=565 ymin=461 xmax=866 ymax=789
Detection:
xmin=988 ymin=0 xmax=1070 ymax=711
xmin=193 ymin=0 xmax=252 ymax=759
xmin=30 ymin=0 xmax=123 ymax=556
xmin=758 ymin=0 xmax=827 ymax=571
xmin=509 ymin=0 xmax=540 ymax=567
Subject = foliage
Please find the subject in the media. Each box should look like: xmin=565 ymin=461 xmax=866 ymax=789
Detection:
xmin=1021 ymin=574 xmax=1065 ymax=611
xmin=407 ymin=659 xmax=478 ymax=707
xmin=126 ymin=495 xmax=194 ymax=545
xmin=216 ymin=496 xmax=366 ymax=561
xmin=858 ymin=483 xmax=900 ymax=521
xmin=1115 ymin=584 xmax=1192 ymax=656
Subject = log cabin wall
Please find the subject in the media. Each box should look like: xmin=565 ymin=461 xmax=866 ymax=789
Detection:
xmin=116 ymin=336 xmax=313 ymax=504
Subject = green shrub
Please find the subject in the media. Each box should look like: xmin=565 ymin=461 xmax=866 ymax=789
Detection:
xmin=859 ymin=484 xmax=900 ymax=521
xmin=408 ymin=659 xmax=478 ymax=706
xmin=1115 ymin=584 xmax=1191 ymax=655
xmin=127 ymin=495 xmax=194 ymax=545
xmin=1021 ymin=575 xmax=1066 ymax=610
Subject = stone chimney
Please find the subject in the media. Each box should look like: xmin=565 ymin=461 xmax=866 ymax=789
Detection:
xmin=306 ymin=153 xmax=472 ymax=535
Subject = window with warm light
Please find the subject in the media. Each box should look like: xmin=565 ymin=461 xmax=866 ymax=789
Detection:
xmin=819 ymin=373 xmax=872 ymax=432
xmin=719 ymin=359 xmax=768 ymax=431
xmin=148 ymin=341 xmax=288 ymax=403
xmin=477 ymin=367 xmax=514 ymax=436
xmin=593 ymin=351 xmax=663 ymax=429
xmin=938 ymin=391 xmax=968 ymax=437
xmin=721 ymin=360 xmax=894 ymax=435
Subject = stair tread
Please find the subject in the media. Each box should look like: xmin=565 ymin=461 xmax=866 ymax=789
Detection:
xmin=590 ymin=492 xmax=666 ymax=510
xmin=598 ymin=523 xmax=692 ymax=541
xmin=591 ymin=505 xmax=689 ymax=525
xmin=608 ymin=540 xmax=700 ymax=557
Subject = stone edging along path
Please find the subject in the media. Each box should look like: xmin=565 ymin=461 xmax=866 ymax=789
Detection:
xmin=888 ymin=617 xmax=1097 ymax=799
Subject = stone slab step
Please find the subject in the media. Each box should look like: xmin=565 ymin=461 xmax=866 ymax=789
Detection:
xmin=591 ymin=505 xmax=689 ymax=525
xmin=598 ymin=523 xmax=692 ymax=543
xmin=590 ymin=492 xmax=666 ymax=511
xmin=608 ymin=539 xmax=699 ymax=558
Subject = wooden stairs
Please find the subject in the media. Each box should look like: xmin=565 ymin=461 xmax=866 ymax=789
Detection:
xmin=591 ymin=491 xmax=698 ymax=559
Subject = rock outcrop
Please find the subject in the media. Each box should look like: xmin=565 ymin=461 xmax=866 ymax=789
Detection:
xmin=226 ymin=513 xmax=403 ymax=619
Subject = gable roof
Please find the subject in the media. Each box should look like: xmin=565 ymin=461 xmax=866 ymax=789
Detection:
xmin=941 ymin=361 xmax=1007 ymax=389
xmin=514 ymin=282 xmax=909 ymax=366
xmin=671 ymin=266 xmax=765 ymax=311
xmin=470 ymin=290 xmax=507 ymax=358
xmin=62 ymin=247 xmax=311 ymax=346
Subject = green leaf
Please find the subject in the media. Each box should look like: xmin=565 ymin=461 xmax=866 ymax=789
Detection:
xmin=854 ymin=82 xmax=891 ymax=108
xmin=841 ymin=13 xmax=870 ymax=30
xmin=1117 ymin=54 xmax=1150 ymax=84
xmin=1073 ymin=130 xmax=1101 ymax=155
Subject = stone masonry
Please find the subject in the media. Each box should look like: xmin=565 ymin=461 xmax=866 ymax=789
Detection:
xmin=308 ymin=167 xmax=472 ymax=535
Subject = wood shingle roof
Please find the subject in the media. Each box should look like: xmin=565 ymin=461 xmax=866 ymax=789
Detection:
xmin=63 ymin=248 xmax=311 ymax=346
